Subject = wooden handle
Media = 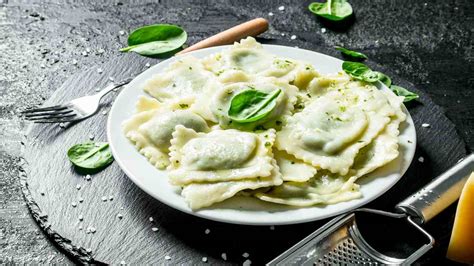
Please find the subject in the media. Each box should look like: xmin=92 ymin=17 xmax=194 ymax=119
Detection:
xmin=177 ymin=18 xmax=269 ymax=55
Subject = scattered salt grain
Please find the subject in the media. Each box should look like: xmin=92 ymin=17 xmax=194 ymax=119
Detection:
xmin=79 ymin=197 xmax=84 ymax=203
xmin=96 ymin=88 xmax=101 ymax=92
xmin=165 ymin=255 xmax=171 ymax=260
xmin=278 ymin=6 xmax=285 ymax=11
xmin=321 ymin=28 xmax=327 ymax=33
xmin=79 ymin=215 xmax=83 ymax=221
xmin=86 ymin=48 xmax=91 ymax=53
xmin=97 ymin=48 xmax=105 ymax=54
xmin=71 ymin=202 xmax=77 ymax=207
xmin=82 ymin=51 xmax=88 ymax=56
xmin=149 ymin=217 xmax=154 ymax=222
xmin=97 ymin=68 xmax=103 ymax=74
xmin=202 ymin=257 xmax=208 ymax=263
xmin=109 ymin=76 xmax=115 ymax=81
xmin=90 ymin=227 xmax=96 ymax=233
xmin=101 ymin=196 xmax=107 ymax=202
xmin=109 ymin=196 xmax=114 ymax=201
xmin=204 ymin=228 xmax=210 ymax=234
xmin=422 ymin=123 xmax=430 ymax=128
xmin=40 ymin=191 xmax=45 ymax=196
xmin=152 ymin=227 xmax=159 ymax=232
xmin=76 ymin=184 xmax=81 ymax=190
xmin=281 ymin=33 xmax=285 ymax=36
xmin=270 ymin=225 xmax=275 ymax=230
xmin=221 ymin=253 xmax=227 ymax=260
xmin=243 ymin=252 xmax=250 ymax=258
xmin=120 ymin=261 xmax=126 ymax=265
xmin=102 ymin=110 xmax=107 ymax=115
xmin=418 ymin=156 xmax=425 ymax=163
xmin=117 ymin=213 xmax=123 ymax=219
xmin=72 ymin=59 xmax=78 ymax=65
xmin=119 ymin=30 xmax=125 ymax=36
xmin=89 ymin=134 xmax=94 ymax=140
xmin=145 ymin=63 xmax=151 ymax=68
xmin=243 ymin=259 xmax=252 ymax=266
xmin=268 ymin=12 xmax=274 ymax=16
xmin=85 ymin=174 xmax=91 ymax=181
xmin=79 ymin=225 xmax=83 ymax=230
xmin=86 ymin=248 xmax=92 ymax=253
xmin=59 ymin=123 xmax=66 ymax=128
xmin=290 ymin=35 xmax=297 ymax=40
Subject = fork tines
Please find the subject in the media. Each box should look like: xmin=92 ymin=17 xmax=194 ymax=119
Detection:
xmin=22 ymin=105 xmax=76 ymax=123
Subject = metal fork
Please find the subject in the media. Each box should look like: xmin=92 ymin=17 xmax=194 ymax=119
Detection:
xmin=22 ymin=78 xmax=132 ymax=123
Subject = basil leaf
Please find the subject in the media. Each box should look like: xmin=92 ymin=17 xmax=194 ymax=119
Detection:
xmin=308 ymin=0 xmax=353 ymax=21
xmin=67 ymin=142 xmax=114 ymax=170
xmin=228 ymin=89 xmax=282 ymax=123
xmin=120 ymin=24 xmax=187 ymax=56
xmin=377 ymin=72 xmax=392 ymax=87
xmin=342 ymin=61 xmax=380 ymax=82
xmin=390 ymin=85 xmax=419 ymax=102
xmin=335 ymin=46 xmax=368 ymax=60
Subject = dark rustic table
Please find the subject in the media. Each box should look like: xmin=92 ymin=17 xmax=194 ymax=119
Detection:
xmin=1 ymin=0 xmax=473 ymax=264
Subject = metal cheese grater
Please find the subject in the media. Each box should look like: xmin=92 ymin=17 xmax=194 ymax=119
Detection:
xmin=268 ymin=154 xmax=474 ymax=266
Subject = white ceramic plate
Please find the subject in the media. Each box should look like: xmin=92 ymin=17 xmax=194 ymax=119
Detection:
xmin=107 ymin=45 xmax=416 ymax=225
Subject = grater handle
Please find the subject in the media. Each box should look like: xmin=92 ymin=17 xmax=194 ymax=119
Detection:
xmin=396 ymin=154 xmax=474 ymax=224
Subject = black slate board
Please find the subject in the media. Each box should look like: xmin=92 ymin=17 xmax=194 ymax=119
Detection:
xmin=20 ymin=40 xmax=467 ymax=265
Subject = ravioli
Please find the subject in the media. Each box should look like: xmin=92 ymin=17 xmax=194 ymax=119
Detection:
xmin=144 ymin=56 xmax=212 ymax=101
xmin=276 ymin=82 xmax=397 ymax=175
xmin=274 ymin=149 xmax=317 ymax=182
xmin=255 ymin=171 xmax=361 ymax=206
xmin=182 ymin=160 xmax=283 ymax=209
xmin=168 ymin=125 xmax=276 ymax=185
xmin=122 ymin=96 xmax=209 ymax=169
xmin=203 ymin=37 xmax=307 ymax=83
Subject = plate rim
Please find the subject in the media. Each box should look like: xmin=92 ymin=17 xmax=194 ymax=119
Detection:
xmin=107 ymin=44 xmax=417 ymax=225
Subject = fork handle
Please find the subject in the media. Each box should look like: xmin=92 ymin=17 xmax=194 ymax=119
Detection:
xmin=96 ymin=78 xmax=133 ymax=99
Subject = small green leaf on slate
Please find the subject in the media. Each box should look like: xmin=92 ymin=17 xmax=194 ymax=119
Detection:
xmin=342 ymin=61 xmax=380 ymax=83
xmin=120 ymin=24 xmax=187 ymax=56
xmin=390 ymin=85 xmax=419 ymax=102
xmin=308 ymin=0 xmax=353 ymax=21
xmin=228 ymin=89 xmax=282 ymax=123
xmin=335 ymin=46 xmax=368 ymax=60
xmin=67 ymin=142 xmax=114 ymax=170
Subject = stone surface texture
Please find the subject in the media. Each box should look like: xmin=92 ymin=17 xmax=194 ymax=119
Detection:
xmin=0 ymin=0 xmax=472 ymax=264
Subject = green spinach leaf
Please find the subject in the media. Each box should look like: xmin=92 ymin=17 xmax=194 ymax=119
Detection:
xmin=120 ymin=24 xmax=187 ymax=56
xmin=342 ymin=61 xmax=380 ymax=82
xmin=335 ymin=46 xmax=368 ymax=60
xmin=67 ymin=142 xmax=114 ymax=170
xmin=390 ymin=85 xmax=419 ymax=102
xmin=377 ymin=72 xmax=392 ymax=87
xmin=308 ymin=0 xmax=353 ymax=21
xmin=228 ymin=89 xmax=281 ymax=123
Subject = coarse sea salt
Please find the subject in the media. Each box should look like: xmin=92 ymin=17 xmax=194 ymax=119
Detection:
xmin=278 ymin=6 xmax=285 ymax=11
